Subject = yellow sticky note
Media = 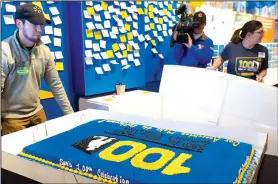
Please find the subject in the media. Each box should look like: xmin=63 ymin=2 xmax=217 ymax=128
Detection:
xmin=122 ymin=50 xmax=127 ymax=58
xmin=151 ymin=40 xmax=156 ymax=46
xmin=163 ymin=9 xmax=167 ymax=15
xmin=125 ymin=23 xmax=130 ymax=32
xmin=101 ymin=2 xmax=108 ymax=11
xmin=120 ymin=35 xmax=126 ymax=43
xmin=159 ymin=18 xmax=163 ymax=24
xmin=44 ymin=14 xmax=50 ymax=22
xmin=106 ymin=50 xmax=114 ymax=59
xmin=55 ymin=62 xmax=64 ymax=71
xmin=86 ymin=29 xmax=93 ymax=38
xmin=137 ymin=8 xmax=144 ymax=15
xmin=121 ymin=10 xmax=128 ymax=19
xmin=148 ymin=5 xmax=153 ymax=12
xmin=39 ymin=90 xmax=54 ymax=100
xmin=127 ymin=44 xmax=133 ymax=52
xmin=112 ymin=43 xmax=120 ymax=52
xmin=150 ymin=23 xmax=155 ymax=30
xmin=144 ymin=8 xmax=148 ymax=15
xmin=94 ymin=31 xmax=102 ymax=40
xmin=32 ymin=2 xmax=43 ymax=10
xmin=87 ymin=7 xmax=95 ymax=15
xmin=168 ymin=4 xmax=173 ymax=11
xmin=149 ymin=12 xmax=154 ymax=19
xmin=136 ymin=0 xmax=142 ymax=5
xmin=127 ymin=32 xmax=133 ymax=40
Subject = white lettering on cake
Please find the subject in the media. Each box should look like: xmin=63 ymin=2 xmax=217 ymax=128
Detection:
xmin=98 ymin=119 xmax=137 ymax=128
xmin=86 ymin=136 xmax=117 ymax=151
xmin=59 ymin=158 xmax=72 ymax=168
xmin=97 ymin=169 xmax=129 ymax=183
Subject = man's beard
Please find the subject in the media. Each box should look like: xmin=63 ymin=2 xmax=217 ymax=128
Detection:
xmin=23 ymin=29 xmax=41 ymax=43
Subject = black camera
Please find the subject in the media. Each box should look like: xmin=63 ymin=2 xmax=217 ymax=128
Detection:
xmin=170 ymin=4 xmax=201 ymax=47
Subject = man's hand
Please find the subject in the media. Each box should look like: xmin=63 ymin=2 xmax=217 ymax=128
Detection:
xmin=183 ymin=33 xmax=192 ymax=48
xmin=256 ymin=75 xmax=264 ymax=83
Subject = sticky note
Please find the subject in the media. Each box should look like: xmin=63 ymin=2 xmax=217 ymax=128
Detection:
xmin=127 ymin=44 xmax=133 ymax=52
xmin=149 ymin=12 xmax=154 ymax=19
xmin=86 ymin=29 xmax=93 ymax=38
xmin=55 ymin=62 xmax=64 ymax=71
xmin=94 ymin=31 xmax=102 ymax=40
xmin=127 ymin=32 xmax=133 ymax=40
xmin=137 ymin=8 xmax=144 ymax=15
xmin=101 ymin=2 xmax=108 ymax=11
xmin=121 ymin=10 xmax=128 ymax=19
xmin=144 ymin=8 xmax=148 ymax=15
xmin=159 ymin=18 xmax=163 ymax=24
xmin=44 ymin=14 xmax=50 ymax=22
xmin=120 ymin=35 xmax=127 ymax=43
xmin=122 ymin=50 xmax=127 ymax=58
xmin=87 ymin=7 xmax=95 ymax=15
xmin=136 ymin=1 xmax=142 ymax=5
xmin=112 ymin=43 xmax=120 ymax=52
xmin=163 ymin=9 xmax=167 ymax=15
xmin=150 ymin=23 xmax=155 ymax=30
xmin=148 ymin=5 xmax=153 ymax=12
xmin=168 ymin=4 xmax=173 ymax=11
xmin=106 ymin=50 xmax=114 ymax=59
xmin=124 ymin=23 xmax=130 ymax=32
xmin=151 ymin=40 xmax=156 ymax=46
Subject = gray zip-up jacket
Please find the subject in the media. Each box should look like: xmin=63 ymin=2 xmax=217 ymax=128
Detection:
xmin=1 ymin=30 xmax=74 ymax=118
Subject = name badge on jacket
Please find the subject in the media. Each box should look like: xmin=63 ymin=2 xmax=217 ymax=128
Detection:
xmin=258 ymin=52 xmax=265 ymax=58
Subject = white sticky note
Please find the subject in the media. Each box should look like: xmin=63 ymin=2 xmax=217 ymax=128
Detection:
xmin=100 ymin=40 xmax=106 ymax=49
xmin=94 ymin=14 xmax=101 ymax=22
xmin=83 ymin=10 xmax=92 ymax=19
xmin=158 ymin=36 xmax=164 ymax=42
xmin=158 ymin=54 xmax=164 ymax=59
xmin=95 ymin=67 xmax=104 ymax=74
xmin=145 ymin=16 xmax=150 ymax=23
xmin=163 ymin=16 xmax=169 ymax=22
xmin=145 ymin=25 xmax=151 ymax=32
xmin=132 ymin=30 xmax=138 ymax=37
xmin=41 ymin=35 xmax=51 ymax=44
xmin=172 ymin=16 xmax=177 ymax=22
xmin=100 ymin=52 xmax=108 ymax=59
xmin=85 ymin=50 xmax=93 ymax=57
xmin=119 ymin=26 xmax=127 ymax=33
xmin=46 ymin=1 xmax=55 ymax=4
xmin=167 ymin=12 xmax=172 ymax=18
xmin=144 ymin=2 xmax=149 ymax=7
xmin=94 ymin=4 xmax=103 ymax=12
xmin=54 ymin=28 xmax=62 ymax=37
xmin=3 ymin=15 xmax=15 ymax=25
xmin=85 ymin=40 xmax=93 ymax=48
xmin=128 ymin=41 xmax=135 ymax=46
xmin=112 ymin=14 xmax=119 ymax=21
xmin=112 ymin=26 xmax=119 ymax=34
xmin=86 ymin=22 xmax=95 ymax=29
xmin=102 ymin=64 xmax=111 ymax=72
xmin=104 ymin=11 xmax=111 ymax=19
xmin=117 ymin=19 xmax=124 ymax=27
xmin=118 ymin=43 xmax=126 ymax=50
xmin=101 ymin=30 xmax=109 ymax=37
xmin=92 ymin=43 xmax=100 ymax=51
xmin=153 ymin=31 xmax=158 ymax=37
xmin=132 ymin=14 xmax=138 ymax=20
xmin=168 ymin=29 xmax=173 ymax=35
xmin=126 ymin=16 xmax=132 ymax=22
xmin=163 ymin=24 xmax=167 ymax=30
xmin=95 ymin=23 xmax=104 ymax=29
xmin=127 ymin=7 xmax=134 ymax=14
xmin=85 ymin=57 xmax=93 ymax=65
xmin=145 ymin=34 xmax=151 ymax=41
xmin=133 ymin=22 xmax=138 ymax=29
xmin=145 ymin=43 xmax=148 ymax=49
xmin=5 ymin=4 xmax=16 ymax=12
xmin=114 ymin=1 xmax=120 ymax=6
xmin=158 ymin=2 xmax=163 ymax=8
xmin=138 ymin=34 xmax=145 ymax=42
xmin=120 ymin=2 xmax=127 ymax=9
xmin=169 ymin=21 xmax=174 ymax=27
xmin=110 ymin=60 xmax=119 ymax=64
xmin=151 ymin=48 xmax=158 ymax=54
xmin=157 ymin=25 xmax=162 ymax=31
xmin=164 ymin=1 xmax=168 ymax=6
xmin=121 ymin=59 xmax=128 ymax=66
xmin=115 ymin=52 xmax=123 ymax=59
xmin=122 ymin=65 xmax=130 ymax=70
xmin=133 ymin=59 xmax=141 ymax=66
xmin=128 ymin=54 xmax=134 ymax=61
xmin=134 ymin=50 xmax=140 ymax=57
xmin=110 ymin=32 xmax=117 ymax=39
xmin=86 ymin=1 xmax=93 ymax=6
xmin=93 ymin=53 xmax=101 ymax=60
xmin=53 ymin=16 xmax=62 ymax=25
xmin=133 ymin=43 xmax=139 ymax=50
xmin=108 ymin=5 xmax=116 ymax=13
xmin=44 ymin=26 xmax=53 ymax=34
xmin=131 ymin=5 xmax=137 ymax=13
xmin=154 ymin=17 xmax=159 ymax=24
xmin=163 ymin=31 xmax=168 ymax=37
xmin=55 ymin=51 xmax=63 ymax=59
xmin=54 ymin=37 xmax=61 ymax=47
xmin=49 ymin=7 xmax=59 ymax=15
xmin=153 ymin=8 xmax=159 ymax=14
xmin=159 ymin=10 xmax=164 ymax=16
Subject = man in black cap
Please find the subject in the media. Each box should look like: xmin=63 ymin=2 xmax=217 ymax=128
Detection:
xmin=173 ymin=11 xmax=214 ymax=68
xmin=1 ymin=4 xmax=73 ymax=135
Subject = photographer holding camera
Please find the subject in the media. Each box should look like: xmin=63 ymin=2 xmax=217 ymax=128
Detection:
xmin=172 ymin=10 xmax=214 ymax=68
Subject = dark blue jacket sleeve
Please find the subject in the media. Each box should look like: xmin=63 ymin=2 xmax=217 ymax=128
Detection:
xmin=188 ymin=38 xmax=214 ymax=65
xmin=173 ymin=43 xmax=185 ymax=65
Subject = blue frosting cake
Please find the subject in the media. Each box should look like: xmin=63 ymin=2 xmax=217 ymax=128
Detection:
xmin=20 ymin=119 xmax=255 ymax=183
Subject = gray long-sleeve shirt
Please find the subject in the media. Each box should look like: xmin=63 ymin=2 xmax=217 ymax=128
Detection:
xmin=1 ymin=30 xmax=74 ymax=118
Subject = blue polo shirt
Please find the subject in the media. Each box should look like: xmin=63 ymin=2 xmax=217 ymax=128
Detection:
xmin=173 ymin=33 xmax=214 ymax=68
xmin=221 ymin=42 xmax=268 ymax=80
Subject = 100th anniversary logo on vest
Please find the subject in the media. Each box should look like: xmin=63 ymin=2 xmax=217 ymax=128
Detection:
xmin=16 ymin=61 xmax=29 ymax=75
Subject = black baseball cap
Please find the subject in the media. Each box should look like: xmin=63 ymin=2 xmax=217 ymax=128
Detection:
xmin=193 ymin=11 xmax=206 ymax=24
xmin=15 ymin=4 xmax=51 ymax=25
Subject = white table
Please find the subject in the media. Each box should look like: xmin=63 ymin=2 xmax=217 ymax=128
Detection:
xmin=79 ymin=90 xmax=162 ymax=119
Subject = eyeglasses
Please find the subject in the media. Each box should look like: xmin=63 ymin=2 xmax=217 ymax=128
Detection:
xmin=254 ymin=30 xmax=264 ymax=35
